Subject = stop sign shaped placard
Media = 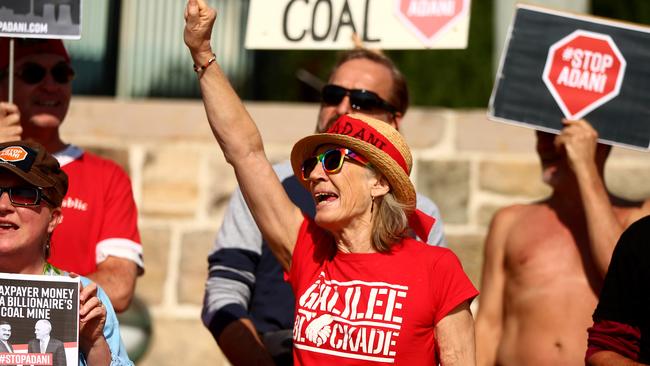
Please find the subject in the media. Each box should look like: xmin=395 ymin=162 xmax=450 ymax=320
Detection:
xmin=542 ymin=30 xmax=626 ymax=120
xmin=395 ymin=0 xmax=470 ymax=45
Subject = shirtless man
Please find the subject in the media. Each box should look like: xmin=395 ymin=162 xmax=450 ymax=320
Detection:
xmin=475 ymin=119 xmax=650 ymax=365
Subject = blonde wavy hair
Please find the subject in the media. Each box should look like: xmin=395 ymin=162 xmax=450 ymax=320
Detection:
xmin=366 ymin=169 xmax=411 ymax=252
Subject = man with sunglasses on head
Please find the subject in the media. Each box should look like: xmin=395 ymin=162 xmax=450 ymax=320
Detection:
xmin=0 ymin=39 xmax=143 ymax=313
xmin=202 ymin=48 xmax=446 ymax=366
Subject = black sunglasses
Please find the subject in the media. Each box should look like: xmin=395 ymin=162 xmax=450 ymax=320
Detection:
xmin=321 ymin=84 xmax=398 ymax=115
xmin=15 ymin=62 xmax=75 ymax=85
xmin=0 ymin=187 xmax=55 ymax=207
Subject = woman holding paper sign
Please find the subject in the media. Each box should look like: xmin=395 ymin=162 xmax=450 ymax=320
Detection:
xmin=0 ymin=140 xmax=132 ymax=366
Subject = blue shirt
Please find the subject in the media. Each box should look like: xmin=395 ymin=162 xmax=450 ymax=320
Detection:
xmin=44 ymin=265 xmax=133 ymax=366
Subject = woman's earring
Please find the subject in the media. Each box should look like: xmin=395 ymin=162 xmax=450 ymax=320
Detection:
xmin=370 ymin=195 xmax=375 ymax=214
xmin=43 ymin=236 xmax=51 ymax=259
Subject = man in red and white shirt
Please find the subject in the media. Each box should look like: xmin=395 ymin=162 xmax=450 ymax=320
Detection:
xmin=0 ymin=38 xmax=143 ymax=312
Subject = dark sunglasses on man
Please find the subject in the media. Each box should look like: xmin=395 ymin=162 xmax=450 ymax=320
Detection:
xmin=18 ymin=62 xmax=75 ymax=85
xmin=1 ymin=62 xmax=75 ymax=85
xmin=321 ymin=84 xmax=398 ymax=115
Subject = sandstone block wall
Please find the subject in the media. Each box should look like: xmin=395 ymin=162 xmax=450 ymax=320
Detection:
xmin=62 ymin=97 xmax=650 ymax=364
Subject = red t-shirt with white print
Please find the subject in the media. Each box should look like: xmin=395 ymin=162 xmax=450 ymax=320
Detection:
xmin=49 ymin=145 xmax=143 ymax=275
xmin=288 ymin=217 xmax=478 ymax=365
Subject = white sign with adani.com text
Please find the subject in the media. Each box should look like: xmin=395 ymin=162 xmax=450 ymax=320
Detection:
xmin=0 ymin=0 xmax=82 ymax=39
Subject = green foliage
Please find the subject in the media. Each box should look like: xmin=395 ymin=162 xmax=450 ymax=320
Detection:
xmin=592 ymin=0 xmax=650 ymax=24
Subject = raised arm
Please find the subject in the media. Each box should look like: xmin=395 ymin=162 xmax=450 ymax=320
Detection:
xmin=475 ymin=207 xmax=512 ymax=366
xmin=183 ymin=0 xmax=303 ymax=270
xmin=557 ymin=119 xmax=637 ymax=278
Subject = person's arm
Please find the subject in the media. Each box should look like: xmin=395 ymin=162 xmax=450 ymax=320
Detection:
xmin=86 ymin=257 xmax=138 ymax=313
xmin=558 ymin=119 xmax=619 ymax=276
xmin=586 ymin=220 xmax=647 ymax=366
xmin=475 ymin=207 xmax=513 ymax=366
xmin=557 ymin=119 xmax=632 ymax=278
xmin=587 ymin=319 xmax=643 ymax=366
xmin=82 ymin=277 xmax=135 ymax=366
xmin=0 ymin=102 xmax=22 ymax=142
xmin=184 ymin=0 xmax=303 ymax=271
xmin=587 ymin=350 xmax=644 ymax=366
xmin=436 ymin=301 xmax=475 ymax=365
xmin=85 ymin=158 xmax=143 ymax=313
xmin=217 ymin=320 xmax=274 ymax=365
xmin=202 ymin=187 xmax=274 ymax=365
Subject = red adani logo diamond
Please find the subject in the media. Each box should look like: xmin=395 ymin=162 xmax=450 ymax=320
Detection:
xmin=395 ymin=0 xmax=470 ymax=45
xmin=542 ymin=30 xmax=626 ymax=120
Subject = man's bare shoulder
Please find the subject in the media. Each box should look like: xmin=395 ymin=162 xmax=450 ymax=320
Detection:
xmin=491 ymin=200 xmax=551 ymax=227
xmin=484 ymin=201 xmax=554 ymax=255
xmin=611 ymin=195 xmax=650 ymax=227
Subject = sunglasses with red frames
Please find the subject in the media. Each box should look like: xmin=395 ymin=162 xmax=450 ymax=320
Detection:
xmin=301 ymin=148 xmax=370 ymax=180
xmin=8 ymin=62 xmax=75 ymax=85
xmin=321 ymin=84 xmax=398 ymax=115
xmin=0 ymin=187 xmax=55 ymax=207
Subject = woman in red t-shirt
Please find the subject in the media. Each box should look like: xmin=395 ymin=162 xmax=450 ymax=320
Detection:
xmin=184 ymin=1 xmax=477 ymax=364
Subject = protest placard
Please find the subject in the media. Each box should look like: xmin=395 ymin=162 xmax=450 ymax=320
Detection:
xmin=0 ymin=0 xmax=81 ymax=39
xmin=0 ymin=273 xmax=78 ymax=366
xmin=245 ymin=0 xmax=471 ymax=49
xmin=488 ymin=5 xmax=650 ymax=150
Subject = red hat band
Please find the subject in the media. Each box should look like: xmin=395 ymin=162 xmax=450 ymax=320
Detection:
xmin=326 ymin=115 xmax=409 ymax=174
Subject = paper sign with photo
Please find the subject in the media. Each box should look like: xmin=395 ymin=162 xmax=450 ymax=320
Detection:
xmin=0 ymin=273 xmax=78 ymax=366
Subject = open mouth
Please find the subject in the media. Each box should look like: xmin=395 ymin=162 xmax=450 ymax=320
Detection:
xmin=0 ymin=222 xmax=17 ymax=230
xmin=34 ymin=100 xmax=61 ymax=107
xmin=314 ymin=192 xmax=339 ymax=204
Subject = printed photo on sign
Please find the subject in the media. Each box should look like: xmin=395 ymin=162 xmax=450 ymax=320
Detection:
xmin=488 ymin=5 xmax=650 ymax=150
xmin=0 ymin=273 xmax=79 ymax=366
xmin=245 ymin=0 xmax=471 ymax=49
xmin=0 ymin=0 xmax=82 ymax=39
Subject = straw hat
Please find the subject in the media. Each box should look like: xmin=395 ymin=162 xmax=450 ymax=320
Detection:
xmin=290 ymin=113 xmax=416 ymax=210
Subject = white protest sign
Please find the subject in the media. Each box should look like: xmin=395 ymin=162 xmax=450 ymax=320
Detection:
xmin=0 ymin=0 xmax=82 ymax=39
xmin=245 ymin=0 xmax=471 ymax=49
